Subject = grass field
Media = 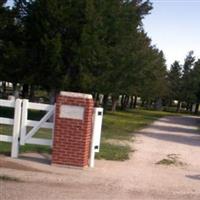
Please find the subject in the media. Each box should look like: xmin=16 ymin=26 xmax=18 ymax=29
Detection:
xmin=0 ymin=108 xmax=174 ymax=161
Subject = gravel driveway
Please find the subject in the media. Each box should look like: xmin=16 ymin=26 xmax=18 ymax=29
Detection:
xmin=1 ymin=115 xmax=200 ymax=200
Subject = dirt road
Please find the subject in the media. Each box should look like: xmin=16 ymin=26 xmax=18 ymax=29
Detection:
xmin=1 ymin=115 xmax=200 ymax=200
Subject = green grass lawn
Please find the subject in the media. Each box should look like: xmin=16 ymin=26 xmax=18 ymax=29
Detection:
xmin=0 ymin=109 xmax=174 ymax=161
xmin=0 ymin=126 xmax=52 ymax=155
xmin=95 ymin=143 xmax=132 ymax=161
xmin=102 ymin=109 xmax=174 ymax=140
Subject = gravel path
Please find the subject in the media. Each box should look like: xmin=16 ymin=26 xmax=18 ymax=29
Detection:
xmin=1 ymin=115 xmax=200 ymax=200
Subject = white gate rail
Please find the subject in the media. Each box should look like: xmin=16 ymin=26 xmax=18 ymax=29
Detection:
xmin=0 ymin=99 xmax=22 ymax=158
xmin=0 ymin=99 xmax=15 ymax=107
xmin=0 ymin=98 xmax=55 ymax=158
xmin=0 ymin=99 xmax=16 ymax=144
xmin=20 ymin=99 xmax=55 ymax=146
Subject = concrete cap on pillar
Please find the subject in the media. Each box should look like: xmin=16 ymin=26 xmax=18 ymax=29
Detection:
xmin=60 ymin=91 xmax=93 ymax=99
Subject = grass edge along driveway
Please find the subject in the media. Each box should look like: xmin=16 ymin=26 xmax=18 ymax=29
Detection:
xmin=0 ymin=109 xmax=175 ymax=161
xmin=96 ymin=109 xmax=176 ymax=161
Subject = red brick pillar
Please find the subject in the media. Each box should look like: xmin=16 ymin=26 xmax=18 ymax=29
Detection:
xmin=52 ymin=92 xmax=94 ymax=168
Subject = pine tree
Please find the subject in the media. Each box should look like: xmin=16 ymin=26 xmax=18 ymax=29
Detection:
xmin=0 ymin=0 xmax=26 ymax=92
xmin=181 ymin=51 xmax=196 ymax=111
xmin=192 ymin=59 xmax=200 ymax=114
xmin=167 ymin=61 xmax=182 ymax=109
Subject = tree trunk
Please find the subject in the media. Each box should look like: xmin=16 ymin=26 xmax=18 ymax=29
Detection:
xmin=176 ymin=100 xmax=181 ymax=112
xmin=91 ymin=92 xmax=96 ymax=99
xmin=124 ymin=95 xmax=129 ymax=109
xmin=186 ymin=101 xmax=190 ymax=111
xmin=121 ymin=95 xmax=125 ymax=109
xmin=111 ymin=95 xmax=118 ymax=112
xmin=169 ymin=99 xmax=173 ymax=107
xmin=49 ymin=88 xmax=56 ymax=104
xmin=189 ymin=103 xmax=193 ymax=113
xmin=195 ymin=103 xmax=199 ymax=115
xmin=12 ymin=83 xmax=17 ymax=97
xmin=154 ymin=97 xmax=162 ymax=110
xmin=29 ymin=85 xmax=35 ymax=102
xmin=13 ymin=83 xmax=19 ymax=99
xmin=2 ymin=81 xmax=6 ymax=98
xmin=146 ymin=99 xmax=151 ymax=109
xmin=130 ymin=96 xmax=134 ymax=109
xmin=103 ymin=94 xmax=109 ymax=111
xmin=121 ymin=95 xmax=129 ymax=110
xmin=141 ymin=99 xmax=145 ymax=107
xmin=95 ymin=93 xmax=100 ymax=107
xmin=22 ymin=84 xmax=29 ymax=98
xmin=133 ymin=96 xmax=137 ymax=109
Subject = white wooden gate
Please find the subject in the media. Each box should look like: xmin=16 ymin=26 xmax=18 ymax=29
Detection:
xmin=20 ymin=99 xmax=55 ymax=146
xmin=0 ymin=98 xmax=55 ymax=158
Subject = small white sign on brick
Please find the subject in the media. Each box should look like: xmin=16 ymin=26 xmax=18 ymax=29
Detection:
xmin=60 ymin=105 xmax=85 ymax=120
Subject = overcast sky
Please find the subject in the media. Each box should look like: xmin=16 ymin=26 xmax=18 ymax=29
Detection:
xmin=143 ymin=0 xmax=200 ymax=68
xmin=6 ymin=0 xmax=200 ymax=68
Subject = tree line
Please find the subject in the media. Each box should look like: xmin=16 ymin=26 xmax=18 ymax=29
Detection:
xmin=168 ymin=51 xmax=200 ymax=114
xmin=0 ymin=0 xmax=199 ymax=114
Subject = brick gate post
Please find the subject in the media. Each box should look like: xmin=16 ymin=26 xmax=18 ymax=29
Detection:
xmin=52 ymin=92 xmax=94 ymax=168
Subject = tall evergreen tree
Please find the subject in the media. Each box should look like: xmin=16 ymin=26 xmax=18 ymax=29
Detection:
xmin=192 ymin=59 xmax=200 ymax=114
xmin=140 ymin=47 xmax=167 ymax=108
xmin=0 ymin=0 xmax=26 ymax=95
xmin=15 ymin=0 xmax=68 ymax=94
xmin=167 ymin=61 xmax=182 ymax=110
xmin=181 ymin=51 xmax=196 ymax=110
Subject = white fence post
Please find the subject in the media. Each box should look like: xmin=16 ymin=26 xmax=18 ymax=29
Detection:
xmin=11 ymin=99 xmax=22 ymax=158
xmin=90 ymin=107 xmax=103 ymax=168
xmin=20 ymin=99 xmax=29 ymax=145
